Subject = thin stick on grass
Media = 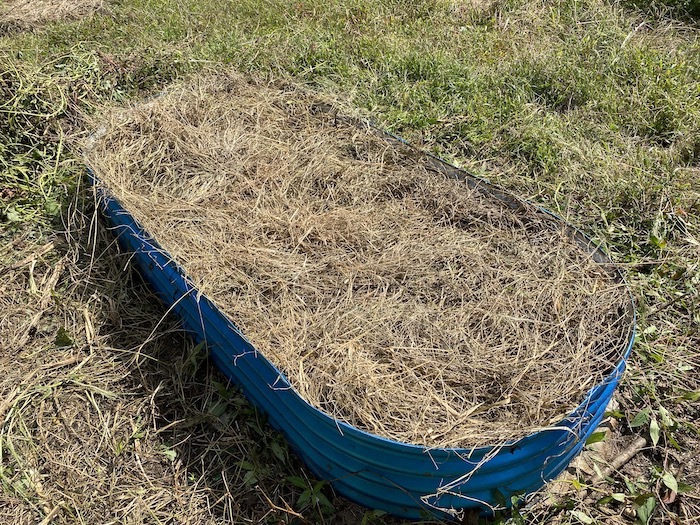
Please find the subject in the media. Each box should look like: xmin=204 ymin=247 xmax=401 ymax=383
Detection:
xmin=590 ymin=436 xmax=648 ymax=484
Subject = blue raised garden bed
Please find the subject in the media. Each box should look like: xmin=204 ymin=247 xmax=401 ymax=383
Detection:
xmin=91 ymin=130 xmax=635 ymax=522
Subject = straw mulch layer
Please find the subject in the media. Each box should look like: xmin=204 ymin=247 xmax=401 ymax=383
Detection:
xmin=86 ymin=75 xmax=631 ymax=449
xmin=0 ymin=0 xmax=103 ymax=31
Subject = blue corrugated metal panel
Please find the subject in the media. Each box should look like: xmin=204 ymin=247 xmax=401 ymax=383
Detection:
xmin=91 ymin=142 xmax=635 ymax=521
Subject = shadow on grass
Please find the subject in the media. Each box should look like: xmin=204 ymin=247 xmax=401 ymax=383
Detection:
xmin=83 ymin=206 xmax=407 ymax=524
xmin=0 ymin=211 xmax=390 ymax=524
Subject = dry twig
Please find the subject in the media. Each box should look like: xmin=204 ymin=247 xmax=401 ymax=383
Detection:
xmin=591 ymin=436 xmax=648 ymax=484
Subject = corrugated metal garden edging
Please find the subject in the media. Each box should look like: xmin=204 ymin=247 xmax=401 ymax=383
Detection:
xmin=90 ymin=129 xmax=635 ymax=522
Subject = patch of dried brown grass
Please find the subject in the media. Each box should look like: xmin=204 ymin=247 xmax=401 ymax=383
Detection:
xmin=85 ymin=73 xmax=632 ymax=449
xmin=0 ymin=0 xmax=103 ymax=31
xmin=0 ymin=230 xmax=214 ymax=523
xmin=1 ymin=221 xmax=349 ymax=524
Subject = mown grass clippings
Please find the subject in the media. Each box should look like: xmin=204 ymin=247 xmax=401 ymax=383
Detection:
xmin=86 ymin=74 xmax=632 ymax=449
xmin=0 ymin=229 xmax=209 ymax=524
xmin=0 ymin=51 xmax=111 ymax=231
xmin=0 ymin=0 xmax=105 ymax=34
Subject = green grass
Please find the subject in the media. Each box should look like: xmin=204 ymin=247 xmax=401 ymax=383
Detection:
xmin=1 ymin=0 xmax=699 ymax=523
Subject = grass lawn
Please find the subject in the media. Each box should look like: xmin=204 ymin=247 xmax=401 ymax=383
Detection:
xmin=1 ymin=0 xmax=699 ymax=523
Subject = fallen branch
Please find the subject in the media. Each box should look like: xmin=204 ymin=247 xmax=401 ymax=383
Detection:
xmin=592 ymin=436 xmax=648 ymax=484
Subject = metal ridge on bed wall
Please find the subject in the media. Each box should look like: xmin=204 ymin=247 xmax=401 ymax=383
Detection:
xmin=88 ymin=127 xmax=636 ymax=521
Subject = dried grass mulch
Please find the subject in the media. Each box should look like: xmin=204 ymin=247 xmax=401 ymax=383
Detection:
xmin=0 ymin=0 xmax=104 ymax=33
xmin=85 ymin=73 xmax=633 ymax=449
